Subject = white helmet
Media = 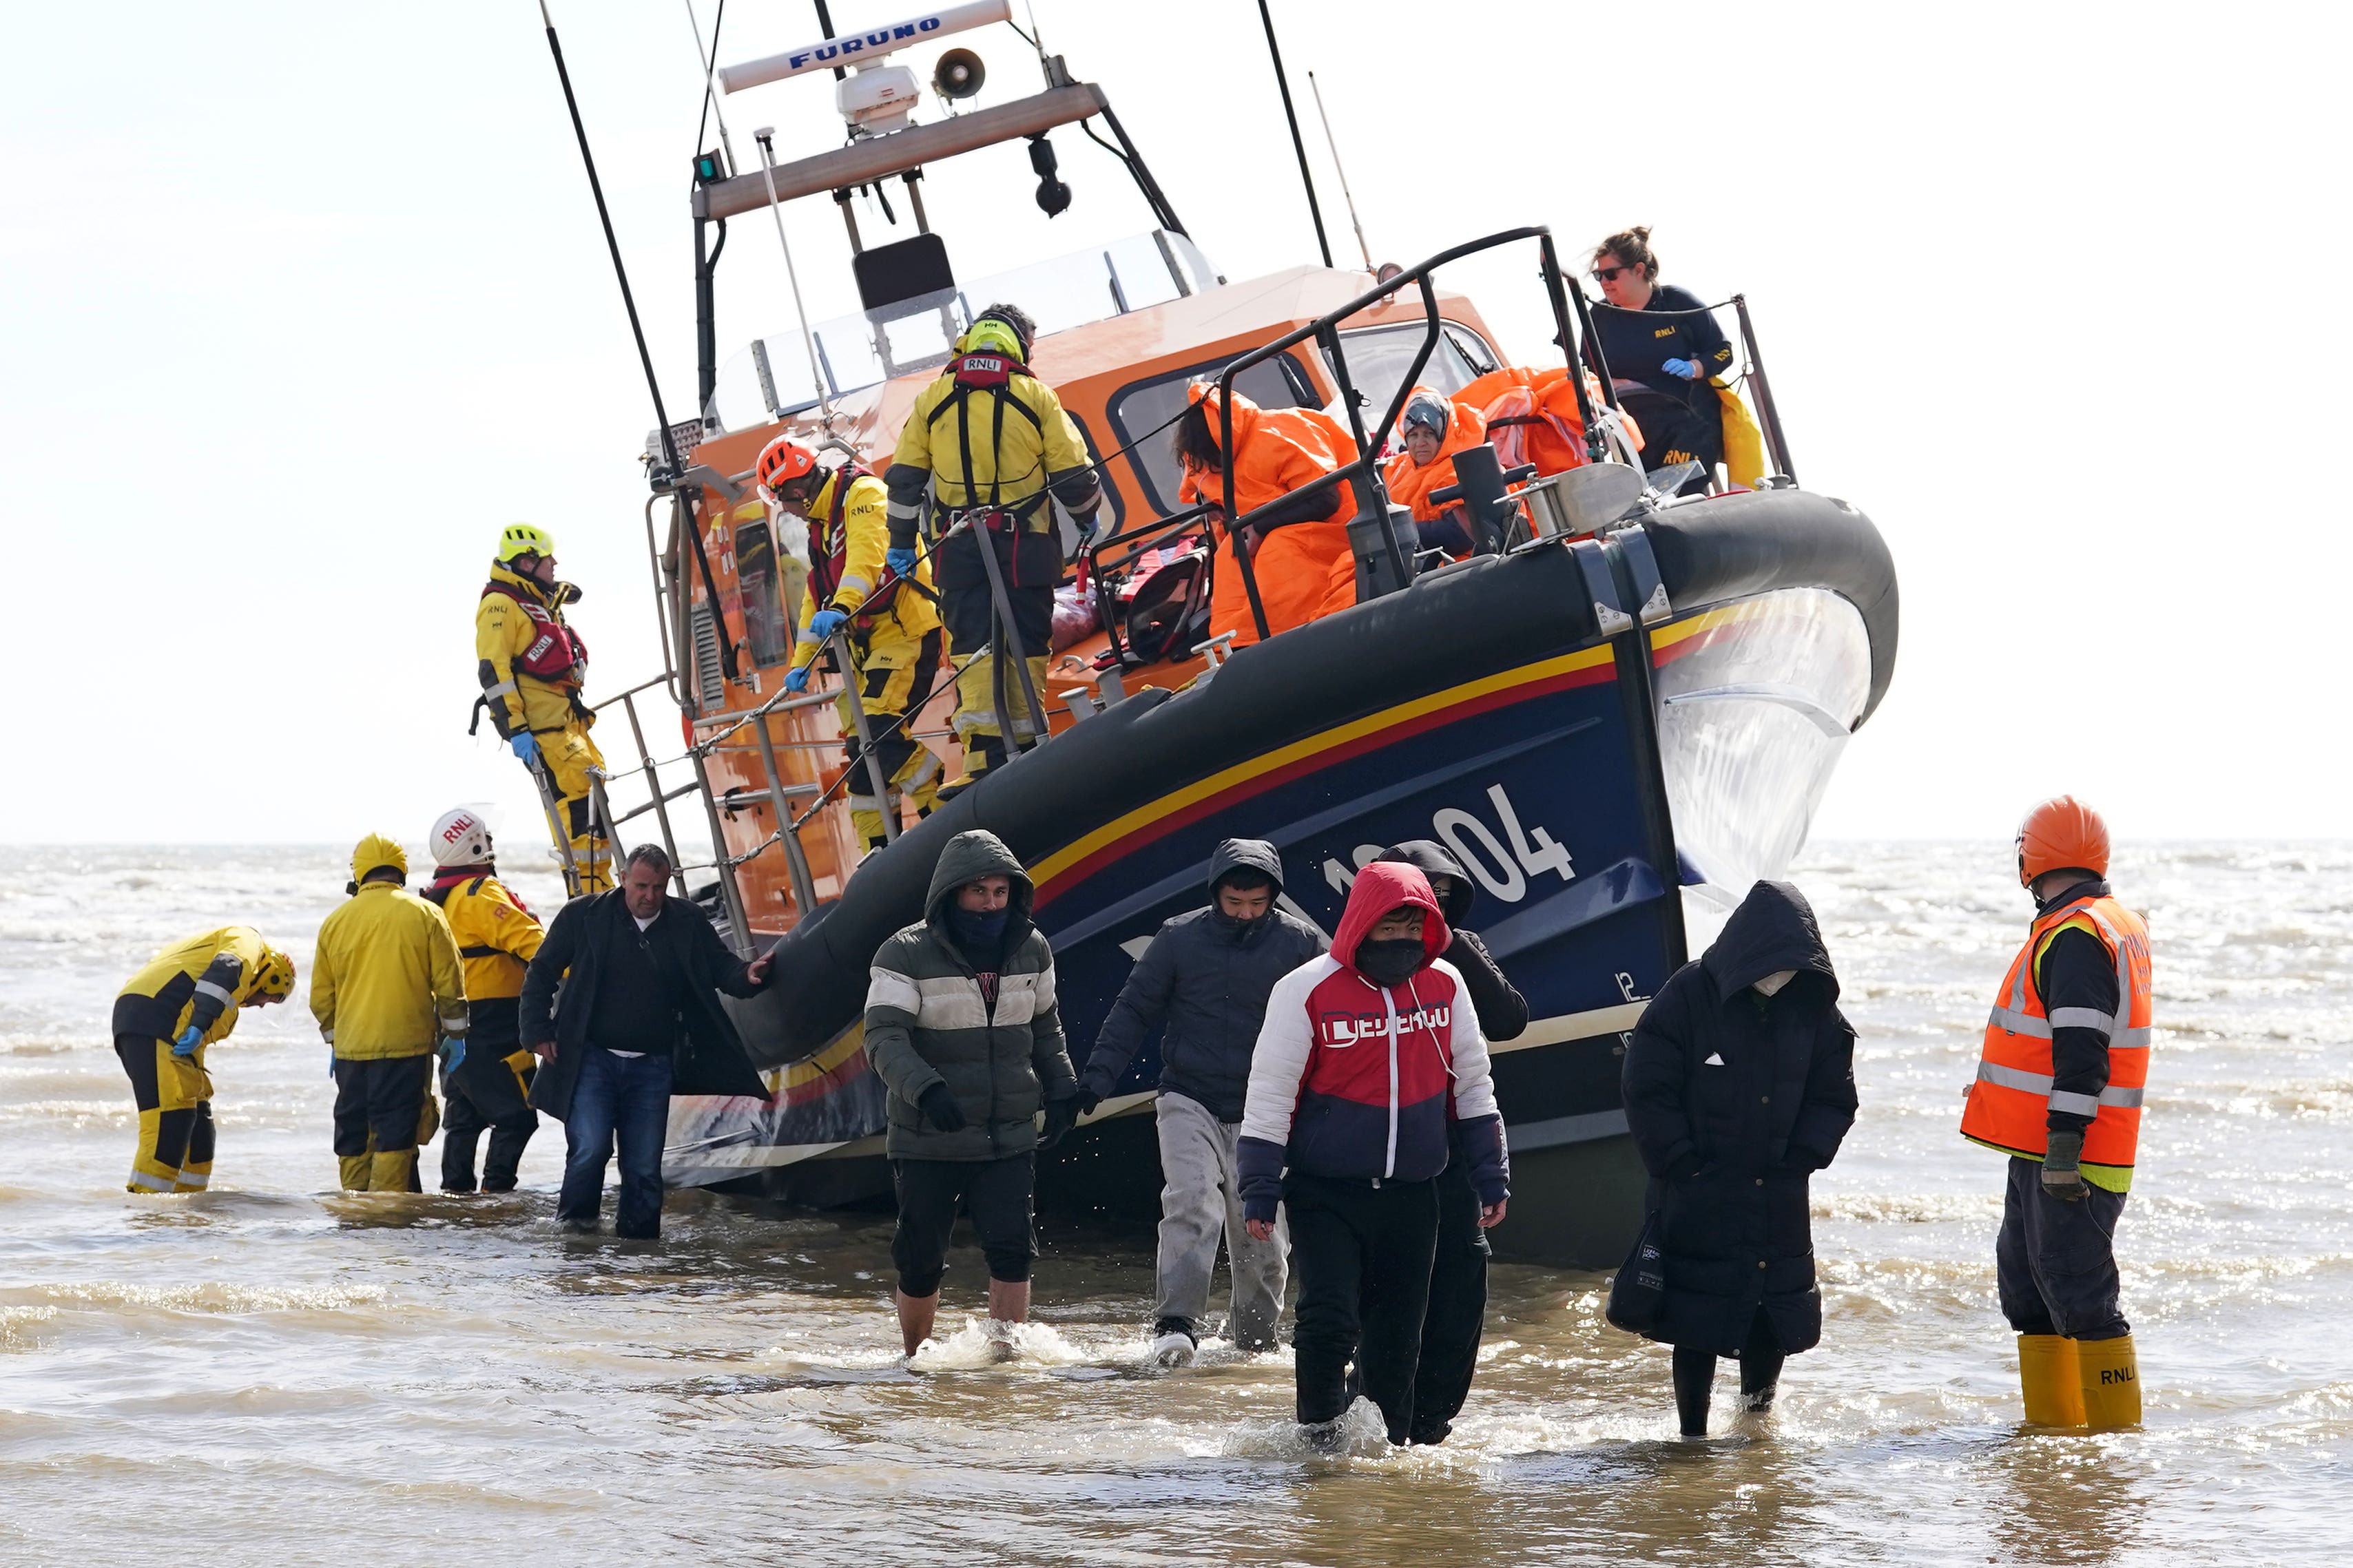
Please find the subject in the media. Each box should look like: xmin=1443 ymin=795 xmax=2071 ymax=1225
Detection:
xmin=430 ymin=807 xmax=495 ymax=868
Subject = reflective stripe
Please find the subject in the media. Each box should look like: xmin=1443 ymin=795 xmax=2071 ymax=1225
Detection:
xmin=2048 ymin=1005 xmax=2115 ymax=1036
xmin=836 ymin=574 xmax=873 ymax=598
xmin=1979 ymin=1060 xmax=2144 ymax=1109
xmin=845 ymin=793 xmax=883 ymax=813
xmin=439 ymin=1013 xmax=470 ymax=1032
xmin=1987 ymin=1005 xmax=2049 ymax=1037
xmin=487 ymin=679 xmax=518 ymax=698
xmin=2047 ymin=1089 xmax=2103 ymax=1116
xmin=127 ymin=1170 xmax=178 ymax=1193
xmin=2115 ymin=1027 xmax=2152 ymax=1049
xmin=194 ymin=981 xmax=235 ymax=1007
xmin=174 ymin=1172 xmax=211 ymax=1191
xmin=887 ymin=499 xmax=920 ymax=521
xmin=2098 ymin=1084 xmax=2144 ymax=1107
xmin=1978 ymin=1060 xmax=2053 ymax=1095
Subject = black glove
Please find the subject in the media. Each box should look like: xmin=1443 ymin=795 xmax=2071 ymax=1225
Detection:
xmin=1040 ymin=1095 xmax=1079 ymax=1149
xmin=1075 ymin=1089 xmax=1101 ymax=1117
xmin=2041 ymin=1129 xmax=2088 ymax=1202
xmin=916 ymin=1083 xmax=967 ymax=1134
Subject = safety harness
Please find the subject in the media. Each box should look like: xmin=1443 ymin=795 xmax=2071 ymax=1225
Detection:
xmin=925 ymin=352 xmax=1051 ymax=535
xmin=809 ymin=464 xmax=920 ymax=634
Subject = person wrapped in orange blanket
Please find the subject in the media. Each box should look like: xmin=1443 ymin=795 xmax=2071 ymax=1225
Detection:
xmin=1174 ymin=385 xmax=1355 ymax=649
xmin=1454 ymin=364 xmax=1639 ymax=478
xmin=1314 ymin=386 xmax=1486 ymax=619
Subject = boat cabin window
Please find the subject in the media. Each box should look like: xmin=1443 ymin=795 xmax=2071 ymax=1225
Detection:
xmin=1107 ymin=352 xmax=1323 ymax=515
xmin=1327 ymin=321 xmax=1497 ymax=424
xmin=734 ymin=521 xmax=794 ymax=668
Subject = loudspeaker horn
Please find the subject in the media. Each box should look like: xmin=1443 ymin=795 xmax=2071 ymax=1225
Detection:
xmin=933 ymin=48 xmax=985 ymax=100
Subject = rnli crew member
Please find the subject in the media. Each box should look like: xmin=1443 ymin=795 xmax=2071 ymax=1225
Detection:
xmin=475 ymin=523 xmax=609 ymax=892
xmin=1960 ymin=797 xmax=2152 ymax=1430
xmin=1238 ymin=862 xmax=1506 ymax=1450
xmin=1074 ymin=839 xmax=1325 ymax=1365
xmin=1620 ymin=881 xmax=1857 ymax=1439
xmin=312 ymin=835 xmax=470 ymax=1193
xmin=1587 ymin=227 xmax=1734 ymax=494
xmin=882 ymin=304 xmax=1102 ymax=789
xmin=112 ymin=928 xmax=295 ymax=1193
xmin=758 ymin=437 xmax=945 ymax=852
xmin=422 ymin=807 xmax=546 ymax=1193
xmin=519 ymin=844 xmax=773 ymax=1240
xmin=864 ymin=830 xmax=1080 ymax=1357
xmin=1368 ymin=842 xmax=1527 ymax=1445
xmin=1172 ymin=385 xmax=1353 ymax=646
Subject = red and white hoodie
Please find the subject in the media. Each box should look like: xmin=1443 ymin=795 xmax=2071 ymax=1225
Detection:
xmin=1236 ymin=861 xmax=1506 ymax=1222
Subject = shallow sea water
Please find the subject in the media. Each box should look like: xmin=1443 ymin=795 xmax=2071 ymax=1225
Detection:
xmin=2 ymin=842 xmax=2350 ymax=1565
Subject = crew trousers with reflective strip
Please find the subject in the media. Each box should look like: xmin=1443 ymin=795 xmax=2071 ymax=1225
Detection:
xmin=333 ymin=1055 xmax=435 ymax=1192
xmin=116 ymin=1034 xmax=216 ymax=1193
xmin=1996 ymin=1153 xmax=2130 ymax=1341
xmin=527 ymin=720 xmax=611 ymax=894
xmin=838 ymin=627 xmax=944 ymax=850
xmin=936 ymin=524 xmax=1059 ymax=781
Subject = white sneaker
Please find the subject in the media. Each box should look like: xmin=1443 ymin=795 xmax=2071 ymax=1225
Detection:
xmin=1150 ymin=1330 xmax=1197 ymax=1368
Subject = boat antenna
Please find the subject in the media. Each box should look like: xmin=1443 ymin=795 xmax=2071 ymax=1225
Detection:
xmin=1254 ymin=0 xmax=1333 ymax=269
xmin=751 ymin=127 xmax=838 ymax=432
xmin=684 ymin=0 xmax=737 ymax=176
xmin=535 ymin=0 xmax=737 ymax=680
xmin=1307 ymin=72 xmax=1373 ymax=273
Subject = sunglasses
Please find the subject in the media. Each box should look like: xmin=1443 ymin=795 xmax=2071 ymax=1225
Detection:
xmin=1590 ymin=263 xmax=1635 ymax=282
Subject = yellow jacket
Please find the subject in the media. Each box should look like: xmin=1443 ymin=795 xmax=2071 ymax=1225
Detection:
xmin=113 ymin=926 xmax=273 ymax=1049
xmin=311 ymin=884 xmax=468 ymax=1058
xmin=888 ymin=368 xmax=1096 ymax=539
xmin=475 ymin=563 xmax=591 ymax=738
xmin=789 ymin=470 xmax=940 ymax=675
xmin=424 ymin=872 xmax=543 ymax=1001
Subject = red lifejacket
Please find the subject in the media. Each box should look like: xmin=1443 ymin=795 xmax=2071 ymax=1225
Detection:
xmin=480 ymin=580 xmax=586 ymax=684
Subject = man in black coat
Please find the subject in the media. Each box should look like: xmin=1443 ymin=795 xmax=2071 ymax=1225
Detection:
xmin=1621 ymin=879 xmax=1857 ymax=1437
xmin=520 ymin=844 xmax=771 ymax=1238
xmin=1077 ymin=838 xmax=1325 ymax=1363
xmin=1371 ymin=841 xmax=1527 ymax=1445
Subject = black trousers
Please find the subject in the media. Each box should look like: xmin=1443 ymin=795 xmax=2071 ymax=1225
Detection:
xmin=1997 ymin=1153 xmax=2130 ymax=1340
xmin=1287 ymin=1173 xmax=1439 ymax=1441
xmin=890 ymin=1153 xmax=1037 ymax=1296
xmin=935 ymin=523 xmax=1060 ymax=769
xmin=439 ymin=998 xmax=536 ymax=1193
xmin=331 ymin=1057 xmax=431 ymax=1158
xmin=1672 ymin=1306 xmax=1785 ymax=1436
xmin=1409 ymin=1160 xmax=1491 ymax=1444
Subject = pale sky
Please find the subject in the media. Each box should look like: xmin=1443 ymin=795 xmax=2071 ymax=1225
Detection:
xmin=1 ymin=1 xmax=2342 ymax=848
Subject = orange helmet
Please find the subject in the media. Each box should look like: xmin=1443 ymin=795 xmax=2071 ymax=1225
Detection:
xmin=755 ymin=436 xmax=818 ymax=499
xmin=2016 ymin=795 xmax=2110 ymax=886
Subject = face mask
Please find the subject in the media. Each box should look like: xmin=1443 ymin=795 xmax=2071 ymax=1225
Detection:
xmin=949 ymin=905 xmax=1010 ymax=960
xmin=1210 ymin=907 xmax=1269 ymax=941
xmin=1356 ymin=937 xmax=1425 ymax=988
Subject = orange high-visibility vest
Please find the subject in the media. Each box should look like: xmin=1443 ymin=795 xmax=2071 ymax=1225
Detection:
xmin=1960 ymin=894 xmax=2153 ymax=1166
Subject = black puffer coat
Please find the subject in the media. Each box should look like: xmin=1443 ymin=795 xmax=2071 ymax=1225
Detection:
xmin=1621 ymin=881 xmax=1857 ymax=1356
xmin=1375 ymin=840 xmax=1528 ymax=1042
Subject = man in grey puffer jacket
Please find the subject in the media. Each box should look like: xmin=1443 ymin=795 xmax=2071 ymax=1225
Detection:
xmin=867 ymin=829 xmax=1079 ymax=1356
xmin=1078 ymin=838 xmax=1325 ymax=1363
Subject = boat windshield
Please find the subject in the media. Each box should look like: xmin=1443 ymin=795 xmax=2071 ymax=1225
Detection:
xmin=1323 ymin=320 xmax=1500 ymax=428
xmin=705 ymin=229 xmax=1221 ymax=433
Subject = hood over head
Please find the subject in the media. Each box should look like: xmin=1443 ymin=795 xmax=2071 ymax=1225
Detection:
xmin=1375 ymin=840 xmax=1474 ymax=926
xmin=1701 ymin=880 xmax=1838 ymax=1002
xmin=923 ymin=829 xmax=1035 ymax=930
xmin=1207 ymin=837 xmax=1285 ymax=897
xmin=1331 ymin=860 xmax=1451 ymax=972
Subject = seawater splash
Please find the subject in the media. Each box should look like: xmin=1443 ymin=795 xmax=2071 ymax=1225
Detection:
xmin=2 ymin=842 xmax=2352 ymax=1563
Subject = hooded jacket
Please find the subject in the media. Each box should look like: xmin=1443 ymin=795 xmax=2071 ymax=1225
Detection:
xmin=1178 ymin=388 xmax=1354 ymax=647
xmin=1078 ymin=838 xmax=1327 ymax=1122
xmin=1373 ymin=841 xmax=1528 ymax=1043
xmin=1381 ymin=387 xmax=1489 ymax=528
xmin=864 ymin=829 xmax=1077 ymax=1160
xmin=1236 ymin=862 xmax=1506 ymax=1222
xmin=1621 ymin=880 xmax=1858 ymax=1357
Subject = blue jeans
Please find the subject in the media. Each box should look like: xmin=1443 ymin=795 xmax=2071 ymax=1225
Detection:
xmin=557 ymin=1047 xmax=673 ymax=1237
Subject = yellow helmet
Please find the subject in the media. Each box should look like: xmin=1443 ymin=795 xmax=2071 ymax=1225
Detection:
xmin=497 ymin=522 xmax=557 ymax=563
xmin=958 ymin=318 xmax=1026 ymax=361
xmin=350 ymin=833 xmax=408 ymax=887
xmin=251 ymin=945 xmax=298 ymax=1003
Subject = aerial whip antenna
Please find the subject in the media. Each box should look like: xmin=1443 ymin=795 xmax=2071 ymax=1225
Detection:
xmin=1254 ymin=0 xmax=1332 ymax=269
xmin=751 ymin=127 xmax=838 ymax=432
xmin=536 ymin=0 xmax=737 ymax=680
xmin=683 ymin=1 xmax=738 ymax=176
xmin=1307 ymin=72 xmax=1373 ymax=273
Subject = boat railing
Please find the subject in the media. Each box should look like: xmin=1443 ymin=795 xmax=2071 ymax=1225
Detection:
xmin=1211 ymin=225 xmax=1618 ymax=640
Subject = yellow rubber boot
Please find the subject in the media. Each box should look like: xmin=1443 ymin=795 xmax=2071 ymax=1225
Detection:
xmin=338 ymin=1153 xmax=374 ymax=1191
xmin=2076 ymin=1335 xmax=2142 ymax=1429
xmin=174 ymin=1159 xmax=213 ymax=1193
xmin=371 ymin=1147 xmax=419 ymax=1194
xmin=2017 ymin=1335 xmax=2086 ymax=1426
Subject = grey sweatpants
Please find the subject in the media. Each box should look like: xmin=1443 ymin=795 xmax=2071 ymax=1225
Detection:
xmin=1154 ymin=1091 xmax=1289 ymax=1348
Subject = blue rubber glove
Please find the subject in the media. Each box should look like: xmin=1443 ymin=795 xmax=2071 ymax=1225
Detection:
xmin=172 ymin=1024 xmax=203 ymax=1057
xmin=439 ymin=1036 xmax=466 ymax=1075
xmin=326 ymin=1045 xmax=338 ymax=1080
xmin=1072 ymin=510 xmax=1100 ymax=548
xmin=783 ymin=665 xmax=811 ymax=696
xmin=884 ymin=546 xmax=919 ymax=577
xmin=807 ymin=608 xmax=847 ymax=642
xmin=1661 ymin=357 xmax=1701 ymax=380
xmin=509 ymin=732 xmax=539 ymax=764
